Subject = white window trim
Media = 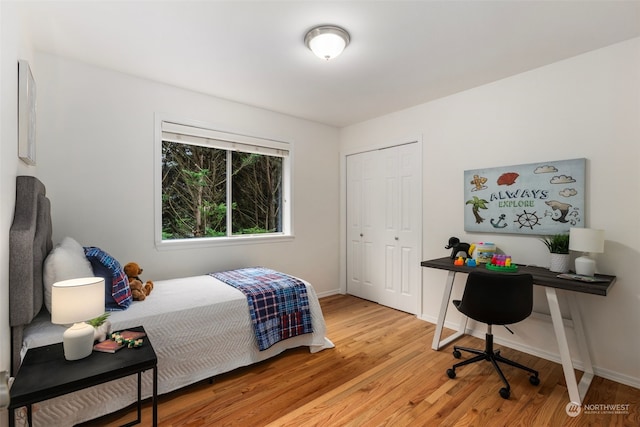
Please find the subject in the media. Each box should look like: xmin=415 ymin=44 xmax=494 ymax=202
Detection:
xmin=154 ymin=114 xmax=294 ymax=250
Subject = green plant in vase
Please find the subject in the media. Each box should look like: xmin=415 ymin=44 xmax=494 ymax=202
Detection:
xmin=88 ymin=312 xmax=111 ymax=342
xmin=541 ymin=234 xmax=570 ymax=254
xmin=541 ymin=234 xmax=570 ymax=272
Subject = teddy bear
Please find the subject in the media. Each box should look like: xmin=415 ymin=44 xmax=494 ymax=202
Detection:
xmin=123 ymin=262 xmax=154 ymax=301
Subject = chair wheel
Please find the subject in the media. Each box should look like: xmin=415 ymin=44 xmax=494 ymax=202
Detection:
xmin=452 ymin=350 xmax=462 ymax=359
xmin=530 ymin=375 xmax=540 ymax=386
xmin=499 ymin=387 xmax=510 ymax=399
xmin=446 ymin=369 xmax=456 ymax=379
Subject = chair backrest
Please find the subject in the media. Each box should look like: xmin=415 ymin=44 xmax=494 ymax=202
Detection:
xmin=456 ymin=271 xmax=533 ymax=325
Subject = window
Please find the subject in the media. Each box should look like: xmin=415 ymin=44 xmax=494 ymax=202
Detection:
xmin=157 ymin=120 xmax=291 ymax=247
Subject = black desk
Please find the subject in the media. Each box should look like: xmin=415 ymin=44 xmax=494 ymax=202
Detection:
xmin=9 ymin=326 xmax=157 ymax=427
xmin=421 ymin=257 xmax=616 ymax=405
xmin=421 ymin=257 xmax=615 ymax=295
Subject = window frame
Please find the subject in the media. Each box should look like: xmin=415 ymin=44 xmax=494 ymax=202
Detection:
xmin=154 ymin=115 xmax=294 ymax=250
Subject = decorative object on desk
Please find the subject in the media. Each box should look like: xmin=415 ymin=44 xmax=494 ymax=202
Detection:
xmin=549 ymin=253 xmax=570 ymax=273
xmin=18 ymin=60 xmax=37 ymax=165
xmin=569 ymin=227 xmax=604 ymax=277
xmin=472 ymin=242 xmax=496 ymax=264
xmin=445 ymin=237 xmax=471 ymax=259
xmin=464 ymin=158 xmax=585 ymax=235
xmin=486 ymin=254 xmax=518 ymax=272
xmin=88 ymin=312 xmax=111 ymax=342
xmin=486 ymin=263 xmax=518 ymax=272
xmin=51 ymin=277 xmax=105 ymax=361
xmin=541 ymin=233 xmax=570 ymax=273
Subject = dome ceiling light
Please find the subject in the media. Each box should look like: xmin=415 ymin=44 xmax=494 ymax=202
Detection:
xmin=304 ymin=25 xmax=350 ymax=61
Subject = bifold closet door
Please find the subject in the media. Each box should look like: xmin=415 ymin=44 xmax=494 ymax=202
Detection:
xmin=346 ymin=143 xmax=421 ymax=314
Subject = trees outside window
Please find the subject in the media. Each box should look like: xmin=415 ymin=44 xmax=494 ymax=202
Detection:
xmin=159 ymin=121 xmax=289 ymax=243
xmin=231 ymin=152 xmax=282 ymax=235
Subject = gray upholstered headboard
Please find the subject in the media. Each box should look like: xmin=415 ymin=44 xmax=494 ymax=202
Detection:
xmin=9 ymin=176 xmax=53 ymax=374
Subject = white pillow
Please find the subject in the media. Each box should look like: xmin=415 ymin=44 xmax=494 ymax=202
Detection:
xmin=43 ymin=237 xmax=95 ymax=313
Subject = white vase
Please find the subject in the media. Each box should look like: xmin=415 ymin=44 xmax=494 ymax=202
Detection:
xmin=549 ymin=253 xmax=570 ymax=273
xmin=93 ymin=320 xmax=112 ymax=342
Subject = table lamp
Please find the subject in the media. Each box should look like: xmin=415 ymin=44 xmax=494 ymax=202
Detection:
xmin=51 ymin=277 xmax=105 ymax=361
xmin=569 ymin=228 xmax=605 ymax=277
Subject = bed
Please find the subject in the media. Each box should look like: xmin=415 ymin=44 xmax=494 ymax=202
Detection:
xmin=9 ymin=176 xmax=333 ymax=426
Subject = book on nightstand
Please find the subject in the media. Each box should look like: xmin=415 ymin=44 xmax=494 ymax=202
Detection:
xmin=93 ymin=340 xmax=124 ymax=353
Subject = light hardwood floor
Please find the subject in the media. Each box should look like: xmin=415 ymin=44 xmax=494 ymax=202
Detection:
xmin=85 ymin=294 xmax=638 ymax=426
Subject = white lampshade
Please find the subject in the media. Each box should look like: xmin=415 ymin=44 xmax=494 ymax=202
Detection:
xmin=52 ymin=277 xmax=105 ymax=360
xmin=569 ymin=228 xmax=605 ymax=276
xmin=304 ymin=25 xmax=350 ymax=60
xmin=569 ymin=228 xmax=605 ymax=253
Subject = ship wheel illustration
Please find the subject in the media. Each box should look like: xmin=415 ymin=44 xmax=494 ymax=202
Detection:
xmin=514 ymin=210 xmax=541 ymax=230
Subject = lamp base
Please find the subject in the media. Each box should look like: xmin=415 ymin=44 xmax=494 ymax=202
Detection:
xmin=63 ymin=322 xmax=95 ymax=360
xmin=574 ymin=256 xmax=596 ymax=277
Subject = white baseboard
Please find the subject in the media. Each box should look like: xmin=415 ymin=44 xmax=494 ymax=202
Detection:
xmin=316 ymin=289 xmax=342 ymax=299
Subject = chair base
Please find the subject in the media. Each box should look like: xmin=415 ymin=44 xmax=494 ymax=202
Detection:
xmin=446 ymin=332 xmax=540 ymax=399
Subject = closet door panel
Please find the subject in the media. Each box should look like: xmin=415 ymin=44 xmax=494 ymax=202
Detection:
xmin=347 ymin=143 xmax=421 ymax=314
xmin=346 ymin=154 xmax=365 ymax=298
xmin=347 ymin=151 xmax=381 ymax=302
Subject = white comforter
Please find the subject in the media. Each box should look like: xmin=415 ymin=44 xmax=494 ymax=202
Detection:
xmin=17 ymin=274 xmax=333 ymax=426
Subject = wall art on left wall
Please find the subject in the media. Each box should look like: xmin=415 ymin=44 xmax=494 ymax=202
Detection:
xmin=18 ymin=60 xmax=37 ymax=165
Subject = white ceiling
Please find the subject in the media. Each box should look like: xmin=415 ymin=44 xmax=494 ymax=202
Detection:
xmin=15 ymin=1 xmax=640 ymax=128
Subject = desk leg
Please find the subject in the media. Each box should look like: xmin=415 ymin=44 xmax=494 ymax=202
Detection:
xmin=432 ymin=271 xmax=467 ymax=350
xmin=546 ymin=287 xmax=593 ymax=405
xmin=568 ymin=291 xmax=595 ymax=402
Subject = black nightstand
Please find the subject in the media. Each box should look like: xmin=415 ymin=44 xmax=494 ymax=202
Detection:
xmin=9 ymin=326 xmax=157 ymax=427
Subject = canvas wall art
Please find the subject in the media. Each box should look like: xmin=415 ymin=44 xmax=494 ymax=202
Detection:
xmin=18 ymin=60 xmax=37 ymax=165
xmin=464 ymin=158 xmax=585 ymax=235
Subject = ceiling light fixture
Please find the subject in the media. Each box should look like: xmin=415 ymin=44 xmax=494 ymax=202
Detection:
xmin=304 ymin=25 xmax=350 ymax=61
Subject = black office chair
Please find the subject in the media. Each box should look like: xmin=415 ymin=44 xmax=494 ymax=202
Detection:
xmin=446 ymin=270 xmax=540 ymax=399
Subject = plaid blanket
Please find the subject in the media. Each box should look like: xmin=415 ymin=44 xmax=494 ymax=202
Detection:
xmin=210 ymin=267 xmax=313 ymax=351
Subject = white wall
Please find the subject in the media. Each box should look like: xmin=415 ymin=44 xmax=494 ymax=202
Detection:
xmin=0 ymin=2 xmax=39 ymax=376
xmin=33 ymin=52 xmax=341 ymax=296
xmin=0 ymin=5 xmax=44 ymax=426
xmin=340 ymin=38 xmax=640 ymax=388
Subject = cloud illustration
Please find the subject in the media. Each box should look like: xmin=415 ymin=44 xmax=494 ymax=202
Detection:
xmin=559 ymin=188 xmax=578 ymax=197
xmin=534 ymin=165 xmax=558 ymax=174
xmin=550 ymin=175 xmax=576 ymax=184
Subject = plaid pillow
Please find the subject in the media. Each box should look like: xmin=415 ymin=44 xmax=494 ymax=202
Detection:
xmin=84 ymin=246 xmax=132 ymax=310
